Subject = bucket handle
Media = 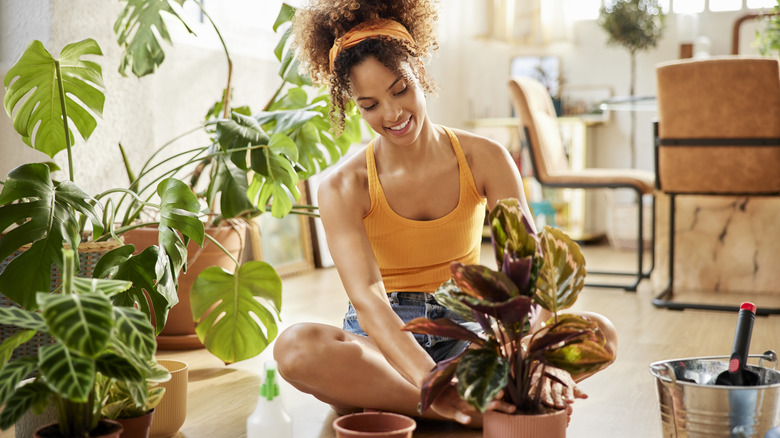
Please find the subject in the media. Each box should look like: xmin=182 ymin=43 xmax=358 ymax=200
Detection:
xmin=651 ymin=351 xmax=778 ymax=387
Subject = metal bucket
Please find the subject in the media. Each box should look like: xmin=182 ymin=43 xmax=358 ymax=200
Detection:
xmin=650 ymin=351 xmax=780 ymax=438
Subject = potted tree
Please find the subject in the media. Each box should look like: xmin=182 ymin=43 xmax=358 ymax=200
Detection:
xmin=598 ymin=0 xmax=665 ymax=168
xmin=108 ymin=1 xmax=364 ymax=363
xmin=402 ymin=199 xmax=615 ymax=437
xmin=0 ymin=249 xmax=169 ymax=438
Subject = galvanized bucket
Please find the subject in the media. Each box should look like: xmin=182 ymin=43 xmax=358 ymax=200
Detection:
xmin=650 ymin=351 xmax=780 ymax=438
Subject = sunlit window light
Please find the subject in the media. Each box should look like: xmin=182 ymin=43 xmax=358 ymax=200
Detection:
xmin=746 ymin=0 xmax=778 ymax=8
xmin=565 ymin=0 xmax=600 ymax=20
xmin=673 ymin=0 xmax=705 ymax=13
xmin=709 ymin=0 xmax=741 ymax=11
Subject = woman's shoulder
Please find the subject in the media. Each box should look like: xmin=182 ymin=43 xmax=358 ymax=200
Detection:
xmin=445 ymin=126 xmax=510 ymax=163
xmin=318 ymin=143 xmax=371 ymax=212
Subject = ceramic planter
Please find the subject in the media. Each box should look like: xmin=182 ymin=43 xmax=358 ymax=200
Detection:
xmin=116 ymin=410 xmax=154 ymax=438
xmin=121 ymin=224 xmax=247 ymax=349
xmin=483 ymin=408 xmax=567 ymax=438
xmin=34 ymin=420 xmax=123 ymax=438
xmin=332 ymin=412 xmax=416 ymax=438
xmin=149 ymin=360 xmax=188 ymax=438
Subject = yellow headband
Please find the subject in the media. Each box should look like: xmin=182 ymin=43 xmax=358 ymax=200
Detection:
xmin=328 ymin=19 xmax=415 ymax=73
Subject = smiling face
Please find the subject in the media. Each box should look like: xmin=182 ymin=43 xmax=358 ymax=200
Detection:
xmin=349 ymin=56 xmax=429 ymax=147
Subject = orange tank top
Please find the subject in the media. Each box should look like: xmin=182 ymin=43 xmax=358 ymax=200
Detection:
xmin=362 ymin=126 xmax=487 ymax=293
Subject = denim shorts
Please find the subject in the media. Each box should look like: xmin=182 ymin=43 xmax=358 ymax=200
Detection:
xmin=342 ymin=292 xmax=482 ymax=363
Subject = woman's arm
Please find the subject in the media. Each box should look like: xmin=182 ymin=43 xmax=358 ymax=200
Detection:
xmin=317 ymin=166 xmax=437 ymax=389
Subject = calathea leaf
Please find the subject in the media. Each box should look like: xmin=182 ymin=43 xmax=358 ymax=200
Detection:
xmin=535 ymin=226 xmax=586 ymax=313
xmin=0 ymin=379 xmax=50 ymax=430
xmin=402 ymin=317 xmax=484 ymax=346
xmin=0 ymin=307 xmax=46 ymax=332
xmin=419 ymin=354 xmax=461 ymax=413
xmin=112 ymin=306 xmax=156 ymax=360
xmin=456 ymin=348 xmax=509 ymax=413
xmin=95 ymin=352 xmax=144 ymax=383
xmin=489 ymin=198 xmax=538 ymax=271
xmin=3 ymin=39 xmax=104 ymax=158
xmin=0 ymin=330 xmax=36 ymax=367
xmin=0 ymin=357 xmax=38 ymax=406
xmin=449 ymin=263 xmax=519 ymax=302
xmin=191 ymin=261 xmax=282 ymax=364
xmin=115 ymin=0 xmax=193 ymax=78
xmin=38 ymin=343 xmax=95 ymax=403
xmin=39 ymin=292 xmax=114 ymax=358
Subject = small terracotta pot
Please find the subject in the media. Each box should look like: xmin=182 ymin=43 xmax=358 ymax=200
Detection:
xmin=116 ymin=409 xmax=154 ymax=438
xmin=149 ymin=360 xmax=188 ymax=438
xmin=34 ymin=420 xmax=123 ymax=438
xmin=483 ymin=408 xmax=567 ymax=438
xmin=332 ymin=412 xmax=416 ymax=438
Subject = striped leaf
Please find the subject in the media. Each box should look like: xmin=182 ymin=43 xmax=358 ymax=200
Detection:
xmin=534 ymin=226 xmax=587 ymax=314
xmin=0 ymin=357 xmax=37 ymax=405
xmin=39 ymin=343 xmax=94 ymax=403
xmin=0 ymin=380 xmax=50 ymax=430
xmin=0 ymin=307 xmax=46 ymax=332
xmin=95 ymin=352 xmax=144 ymax=383
xmin=455 ymin=348 xmax=509 ymax=413
xmin=0 ymin=329 xmax=36 ymax=367
xmin=72 ymin=276 xmax=132 ymax=297
xmin=39 ymin=292 xmax=114 ymax=358
xmin=112 ymin=306 xmax=155 ymax=360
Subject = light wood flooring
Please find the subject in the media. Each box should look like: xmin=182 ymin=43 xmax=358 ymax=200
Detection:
xmin=3 ymin=242 xmax=779 ymax=438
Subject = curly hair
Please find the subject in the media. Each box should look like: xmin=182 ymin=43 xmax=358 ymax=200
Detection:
xmin=292 ymin=0 xmax=439 ymax=130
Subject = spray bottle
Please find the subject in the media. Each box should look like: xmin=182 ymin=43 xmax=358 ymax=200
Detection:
xmin=247 ymin=360 xmax=292 ymax=438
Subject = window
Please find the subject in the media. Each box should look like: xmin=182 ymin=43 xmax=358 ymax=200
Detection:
xmin=673 ymin=0 xmax=705 ymax=13
xmin=746 ymin=0 xmax=778 ymax=8
xmin=709 ymin=0 xmax=741 ymax=11
xmin=565 ymin=0 xmax=601 ymax=20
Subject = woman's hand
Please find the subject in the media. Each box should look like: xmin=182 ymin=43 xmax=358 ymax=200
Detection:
xmin=530 ymin=366 xmax=587 ymax=423
xmin=428 ymin=384 xmax=517 ymax=427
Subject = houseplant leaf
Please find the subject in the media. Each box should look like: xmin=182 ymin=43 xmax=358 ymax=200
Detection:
xmin=95 ymin=352 xmax=144 ymax=383
xmin=402 ymin=317 xmax=485 ymax=346
xmin=0 ymin=357 xmax=37 ymax=406
xmin=450 ymin=263 xmax=519 ymax=302
xmin=0 ymin=163 xmax=102 ymax=309
xmin=191 ymin=260 xmax=282 ymax=364
xmin=208 ymin=155 xmax=255 ymax=219
xmin=0 ymin=330 xmax=35 ymax=367
xmin=535 ymin=226 xmax=587 ymax=314
xmin=419 ymin=355 xmax=461 ymax=412
xmin=456 ymin=348 xmax=509 ymax=413
xmin=38 ymin=343 xmax=95 ymax=403
xmin=39 ymin=292 xmax=114 ymax=358
xmin=115 ymin=0 xmax=193 ymax=78
xmin=0 ymin=307 xmax=46 ymax=332
xmin=3 ymin=38 xmax=104 ymax=158
xmin=112 ymin=306 xmax=156 ymax=360
xmin=0 ymin=380 xmax=50 ymax=430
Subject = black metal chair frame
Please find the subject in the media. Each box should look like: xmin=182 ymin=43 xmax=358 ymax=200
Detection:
xmin=651 ymin=122 xmax=780 ymax=315
xmin=523 ymin=126 xmax=655 ymax=292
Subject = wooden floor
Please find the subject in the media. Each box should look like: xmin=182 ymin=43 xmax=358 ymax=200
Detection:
xmin=4 ymin=242 xmax=779 ymax=438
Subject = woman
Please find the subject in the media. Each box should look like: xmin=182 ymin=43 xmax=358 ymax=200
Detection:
xmin=273 ymin=0 xmax=617 ymax=427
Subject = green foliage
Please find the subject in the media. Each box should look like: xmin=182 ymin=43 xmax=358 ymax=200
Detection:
xmin=598 ymin=0 xmax=666 ymax=54
xmin=0 ymin=250 xmax=167 ymax=435
xmin=3 ymin=39 xmax=104 ymax=159
xmin=191 ymin=261 xmax=282 ymax=364
xmin=404 ymin=199 xmax=614 ymax=414
xmin=756 ymin=1 xmax=780 ymax=58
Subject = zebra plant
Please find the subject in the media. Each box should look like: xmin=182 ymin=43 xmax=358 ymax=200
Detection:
xmin=0 ymin=249 xmax=168 ymax=436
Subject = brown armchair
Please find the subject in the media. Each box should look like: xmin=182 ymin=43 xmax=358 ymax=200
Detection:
xmin=508 ymin=77 xmax=655 ymax=291
xmin=653 ymin=56 xmax=780 ymax=314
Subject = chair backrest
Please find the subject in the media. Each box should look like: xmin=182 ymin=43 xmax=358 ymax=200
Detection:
xmin=508 ymin=77 xmax=570 ymax=182
xmin=655 ymin=56 xmax=780 ymax=194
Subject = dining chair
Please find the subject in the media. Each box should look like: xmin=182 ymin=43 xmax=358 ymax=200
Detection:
xmin=653 ymin=56 xmax=780 ymax=315
xmin=508 ymin=77 xmax=655 ymax=291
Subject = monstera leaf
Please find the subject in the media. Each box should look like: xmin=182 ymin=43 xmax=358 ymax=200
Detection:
xmin=115 ymin=0 xmax=193 ymax=78
xmin=534 ymin=226 xmax=587 ymax=314
xmin=3 ymin=39 xmax=104 ymax=158
xmin=191 ymin=260 xmax=282 ymax=364
xmin=0 ymin=163 xmax=102 ymax=309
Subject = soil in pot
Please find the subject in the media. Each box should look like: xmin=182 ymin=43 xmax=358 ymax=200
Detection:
xmin=332 ymin=412 xmax=416 ymax=438
xmin=34 ymin=420 xmax=123 ymax=438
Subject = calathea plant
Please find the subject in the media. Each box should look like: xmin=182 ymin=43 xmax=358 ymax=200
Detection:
xmin=0 ymin=249 xmax=169 ymax=436
xmin=403 ymin=198 xmax=615 ymax=414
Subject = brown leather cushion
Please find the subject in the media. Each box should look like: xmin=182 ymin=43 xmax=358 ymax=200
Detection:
xmin=656 ymin=57 xmax=780 ymax=194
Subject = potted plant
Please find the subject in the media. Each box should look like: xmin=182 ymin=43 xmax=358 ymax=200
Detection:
xmin=98 ymin=376 xmax=167 ymax=438
xmin=598 ymin=0 xmax=665 ymax=168
xmin=107 ymin=1 xmax=365 ymax=363
xmin=0 ymin=249 xmax=169 ymax=438
xmin=402 ymin=198 xmax=615 ymax=437
xmin=756 ymin=0 xmax=780 ymax=58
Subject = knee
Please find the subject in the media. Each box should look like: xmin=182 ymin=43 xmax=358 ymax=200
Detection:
xmin=274 ymin=323 xmax=335 ymax=381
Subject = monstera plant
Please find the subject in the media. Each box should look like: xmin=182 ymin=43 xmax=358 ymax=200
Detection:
xmin=108 ymin=1 xmax=364 ymax=363
xmin=0 ymin=250 xmax=169 ymax=437
xmin=403 ymin=199 xmax=614 ymax=422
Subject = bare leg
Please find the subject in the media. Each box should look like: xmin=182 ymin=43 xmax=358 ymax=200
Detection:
xmin=273 ymin=322 xmax=450 ymax=420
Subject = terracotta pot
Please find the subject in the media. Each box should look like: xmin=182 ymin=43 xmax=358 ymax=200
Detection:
xmin=149 ymin=360 xmax=188 ymax=438
xmin=34 ymin=420 xmax=123 ymax=438
xmin=332 ymin=412 xmax=416 ymax=438
xmin=121 ymin=223 xmax=247 ymax=349
xmin=483 ymin=409 xmax=567 ymax=438
xmin=116 ymin=410 xmax=154 ymax=438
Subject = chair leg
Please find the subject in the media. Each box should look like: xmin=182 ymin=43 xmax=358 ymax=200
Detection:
xmin=586 ymin=188 xmax=645 ymax=292
xmin=651 ymin=194 xmax=780 ymax=315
